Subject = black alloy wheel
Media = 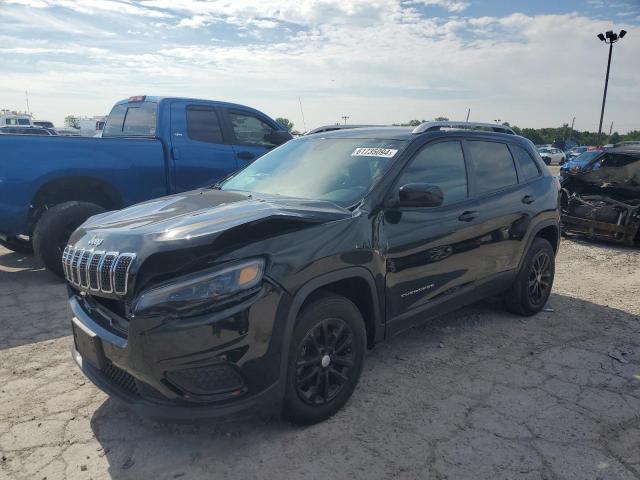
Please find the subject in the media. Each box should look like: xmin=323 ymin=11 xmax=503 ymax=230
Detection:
xmin=528 ymin=251 xmax=552 ymax=306
xmin=283 ymin=293 xmax=366 ymax=425
xmin=503 ymin=237 xmax=555 ymax=316
xmin=295 ymin=318 xmax=355 ymax=406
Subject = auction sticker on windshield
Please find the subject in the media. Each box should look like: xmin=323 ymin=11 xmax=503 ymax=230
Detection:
xmin=351 ymin=147 xmax=398 ymax=158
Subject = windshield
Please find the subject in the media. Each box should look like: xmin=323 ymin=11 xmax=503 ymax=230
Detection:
xmin=576 ymin=151 xmax=602 ymax=163
xmin=220 ymin=137 xmax=409 ymax=207
xmin=103 ymin=102 xmax=157 ymax=137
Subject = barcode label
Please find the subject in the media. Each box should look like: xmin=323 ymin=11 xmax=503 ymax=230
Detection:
xmin=351 ymin=147 xmax=398 ymax=158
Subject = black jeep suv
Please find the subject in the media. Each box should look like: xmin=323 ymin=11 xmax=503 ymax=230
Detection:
xmin=65 ymin=121 xmax=560 ymax=424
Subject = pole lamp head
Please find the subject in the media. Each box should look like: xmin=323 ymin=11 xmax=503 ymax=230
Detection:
xmin=597 ymin=33 xmax=606 ymax=41
xmin=619 ymin=29 xmax=627 ymax=38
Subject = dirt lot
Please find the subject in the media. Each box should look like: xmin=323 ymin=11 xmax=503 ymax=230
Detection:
xmin=1 ymin=236 xmax=639 ymax=480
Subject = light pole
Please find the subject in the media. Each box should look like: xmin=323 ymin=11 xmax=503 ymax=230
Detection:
xmin=596 ymin=29 xmax=626 ymax=145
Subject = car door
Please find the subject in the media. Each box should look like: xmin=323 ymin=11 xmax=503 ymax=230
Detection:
xmin=464 ymin=139 xmax=529 ymax=281
xmin=383 ymin=139 xmax=484 ymax=335
xmin=170 ymin=101 xmax=238 ymax=192
xmin=224 ymin=109 xmax=279 ymax=167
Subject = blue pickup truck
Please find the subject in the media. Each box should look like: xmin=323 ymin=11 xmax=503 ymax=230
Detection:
xmin=0 ymin=95 xmax=292 ymax=275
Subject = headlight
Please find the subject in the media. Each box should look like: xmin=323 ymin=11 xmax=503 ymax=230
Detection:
xmin=133 ymin=258 xmax=265 ymax=312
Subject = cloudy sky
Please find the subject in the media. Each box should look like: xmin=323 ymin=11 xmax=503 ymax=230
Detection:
xmin=1 ymin=0 xmax=638 ymax=132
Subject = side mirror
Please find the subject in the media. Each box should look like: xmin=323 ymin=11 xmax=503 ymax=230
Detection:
xmin=265 ymin=130 xmax=293 ymax=146
xmin=398 ymin=183 xmax=443 ymax=208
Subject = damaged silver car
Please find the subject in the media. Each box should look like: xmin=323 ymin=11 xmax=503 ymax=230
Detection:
xmin=560 ymin=145 xmax=640 ymax=246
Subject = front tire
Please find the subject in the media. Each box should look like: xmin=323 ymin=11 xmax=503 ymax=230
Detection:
xmin=504 ymin=237 xmax=555 ymax=316
xmin=282 ymin=293 xmax=366 ymax=425
xmin=0 ymin=236 xmax=33 ymax=254
xmin=32 ymin=201 xmax=105 ymax=277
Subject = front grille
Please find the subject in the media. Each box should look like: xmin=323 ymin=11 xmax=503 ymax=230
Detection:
xmin=101 ymin=362 xmax=139 ymax=396
xmin=62 ymin=246 xmax=135 ymax=296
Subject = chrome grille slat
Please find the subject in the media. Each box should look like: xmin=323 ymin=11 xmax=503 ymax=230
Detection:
xmin=113 ymin=254 xmax=135 ymax=295
xmin=71 ymin=249 xmax=83 ymax=285
xmin=88 ymin=251 xmax=104 ymax=291
xmin=79 ymin=250 xmax=91 ymax=288
xmin=61 ymin=246 xmax=71 ymax=280
xmin=99 ymin=252 xmax=118 ymax=293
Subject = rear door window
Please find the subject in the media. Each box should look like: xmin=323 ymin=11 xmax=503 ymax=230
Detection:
xmin=468 ymin=141 xmax=518 ymax=195
xmin=186 ymin=106 xmax=224 ymax=144
xmin=510 ymin=144 xmax=540 ymax=181
xmin=398 ymin=141 xmax=468 ymax=205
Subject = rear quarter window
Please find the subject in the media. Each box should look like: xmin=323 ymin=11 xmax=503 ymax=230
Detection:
xmin=510 ymin=144 xmax=541 ymax=181
xmin=468 ymin=140 xmax=518 ymax=195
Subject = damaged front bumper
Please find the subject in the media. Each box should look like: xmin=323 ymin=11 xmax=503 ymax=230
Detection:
xmin=561 ymin=190 xmax=640 ymax=246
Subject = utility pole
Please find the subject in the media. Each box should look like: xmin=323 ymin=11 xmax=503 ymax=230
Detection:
xmin=341 ymin=115 xmax=350 ymax=125
xmin=609 ymin=121 xmax=613 ymax=136
xmin=596 ymin=29 xmax=627 ymax=145
xmin=466 ymin=108 xmax=470 ymax=122
xmin=25 ymin=91 xmax=30 ymax=115
xmin=298 ymin=97 xmax=307 ymax=132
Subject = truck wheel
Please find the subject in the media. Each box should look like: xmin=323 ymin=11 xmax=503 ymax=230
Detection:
xmin=503 ymin=237 xmax=555 ymax=316
xmin=32 ymin=201 xmax=105 ymax=277
xmin=0 ymin=236 xmax=33 ymax=254
xmin=282 ymin=293 xmax=366 ymax=425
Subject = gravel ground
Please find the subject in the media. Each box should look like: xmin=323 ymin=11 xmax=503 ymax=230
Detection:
xmin=1 ymin=236 xmax=639 ymax=480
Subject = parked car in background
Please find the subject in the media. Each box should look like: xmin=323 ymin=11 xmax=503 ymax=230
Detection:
xmin=0 ymin=95 xmax=291 ymax=275
xmin=78 ymin=116 xmax=106 ymax=137
xmin=537 ymin=147 xmax=565 ymax=165
xmin=560 ymin=150 xmax=603 ymax=174
xmin=54 ymin=129 xmax=82 ymax=136
xmin=1 ymin=111 xmax=33 ymax=126
xmin=566 ymin=146 xmax=602 ymax=161
xmin=33 ymin=120 xmax=55 ymax=129
xmin=0 ymin=126 xmax=58 ymax=135
xmin=64 ymin=121 xmax=560 ymax=424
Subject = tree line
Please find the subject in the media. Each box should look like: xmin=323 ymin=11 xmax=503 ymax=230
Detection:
xmin=277 ymin=116 xmax=639 ymax=146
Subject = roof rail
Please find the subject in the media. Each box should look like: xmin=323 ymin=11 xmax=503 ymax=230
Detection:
xmin=412 ymin=121 xmax=516 ymax=135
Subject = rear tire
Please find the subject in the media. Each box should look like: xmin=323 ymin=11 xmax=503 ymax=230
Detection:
xmin=32 ymin=201 xmax=105 ymax=277
xmin=282 ymin=293 xmax=366 ymax=425
xmin=0 ymin=236 xmax=33 ymax=254
xmin=504 ymin=237 xmax=555 ymax=316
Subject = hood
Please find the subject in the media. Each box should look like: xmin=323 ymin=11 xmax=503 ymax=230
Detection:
xmin=70 ymin=189 xmax=351 ymax=256
xmin=561 ymin=149 xmax=640 ymax=200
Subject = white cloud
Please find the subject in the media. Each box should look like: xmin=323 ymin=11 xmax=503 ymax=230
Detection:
xmin=408 ymin=0 xmax=470 ymax=13
xmin=0 ymin=1 xmax=638 ymax=133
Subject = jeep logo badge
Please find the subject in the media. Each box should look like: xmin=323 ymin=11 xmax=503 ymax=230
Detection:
xmin=87 ymin=236 xmax=104 ymax=247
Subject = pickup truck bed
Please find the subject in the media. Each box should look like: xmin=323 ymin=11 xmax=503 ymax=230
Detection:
xmin=1 ymin=135 xmax=166 ymax=236
xmin=0 ymin=96 xmax=291 ymax=275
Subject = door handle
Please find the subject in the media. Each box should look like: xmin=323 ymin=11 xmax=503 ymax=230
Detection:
xmin=522 ymin=195 xmax=536 ymax=204
xmin=236 ymin=151 xmax=255 ymax=161
xmin=458 ymin=211 xmax=478 ymax=222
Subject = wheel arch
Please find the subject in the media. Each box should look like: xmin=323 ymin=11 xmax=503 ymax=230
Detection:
xmin=518 ymin=219 xmax=560 ymax=271
xmin=29 ymin=176 xmax=122 ymax=229
xmin=285 ymin=268 xmax=383 ymax=352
